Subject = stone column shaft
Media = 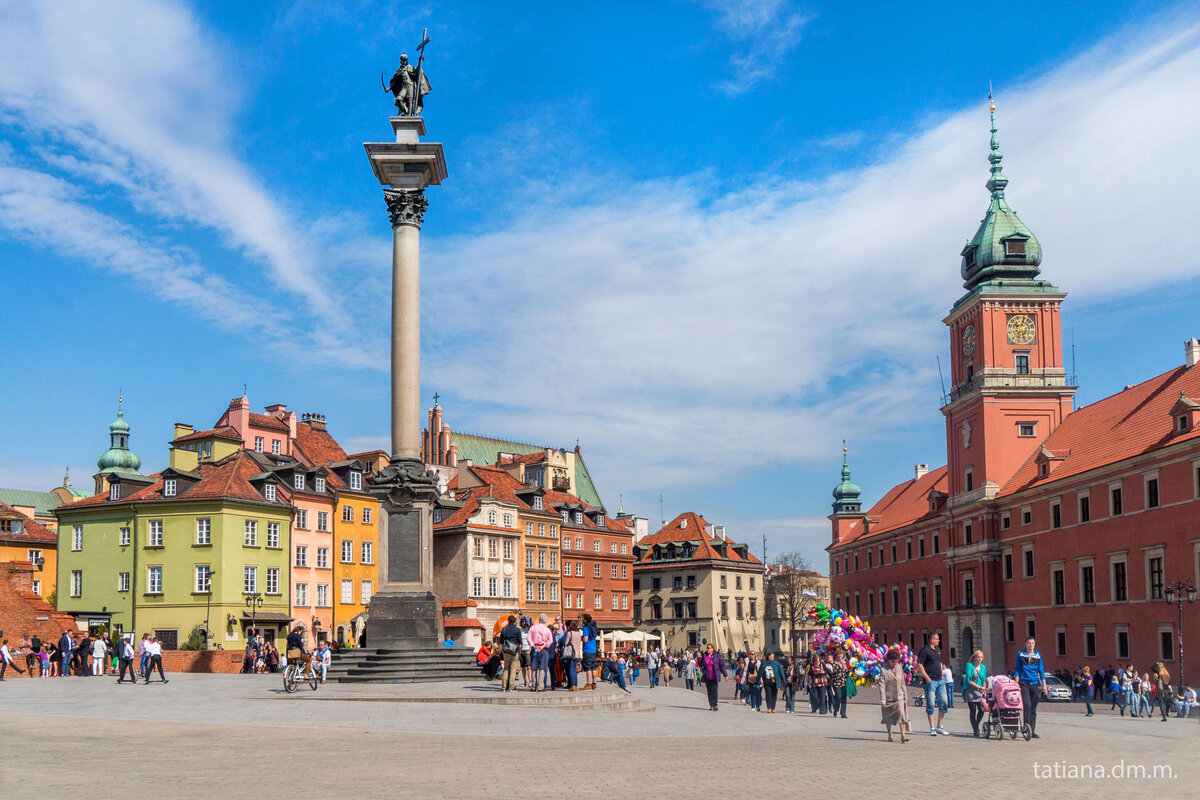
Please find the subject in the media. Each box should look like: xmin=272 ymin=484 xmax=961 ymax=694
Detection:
xmin=391 ymin=220 xmax=422 ymax=460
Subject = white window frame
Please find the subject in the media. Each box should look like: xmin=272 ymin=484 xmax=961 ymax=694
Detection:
xmin=315 ymin=477 xmax=326 ymax=493
xmin=265 ymin=484 xmax=277 ymax=502
xmin=316 ymin=511 xmax=329 ymax=532
xmin=71 ymin=570 xmax=82 ymax=597
xmin=550 ymin=584 xmax=559 ymax=602
xmin=266 ymin=567 xmax=279 ymax=595
xmin=341 ymin=579 xmax=354 ymax=604
xmin=147 ymin=565 xmax=163 ymax=594
xmin=488 ymin=577 xmax=498 ymax=597
xmin=294 ymin=473 xmax=305 ymax=490
xmin=148 ymin=519 xmax=163 ymax=547
xmin=296 ymin=583 xmax=308 ymax=606
xmin=243 ymin=566 xmax=257 ymax=594
xmin=118 ymin=572 xmax=130 ymax=592
xmin=342 ymin=505 xmax=353 ymax=522
xmin=295 ymin=545 xmax=308 ymax=567
xmin=120 ymin=526 xmax=131 ymax=546
xmin=361 ymin=541 xmax=373 ymax=564
xmin=267 ymin=522 xmax=280 ymax=548
xmin=195 ymin=565 xmax=211 ymax=593
xmin=472 ymin=576 xmax=483 ymax=596
xmin=195 ymin=518 xmax=210 ymax=546
xmin=73 ymin=525 xmax=83 ymax=551
xmin=254 ymin=436 xmax=264 ymax=452
xmin=342 ymin=539 xmax=353 ymax=563
xmin=316 ymin=584 xmax=329 ymax=608
xmin=361 ymin=580 xmax=373 ymax=605
xmin=244 ymin=520 xmax=258 ymax=547
xmin=164 ymin=479 xmax=177 ymax=497
xmin=349 ymin=471 xmax=362 ymax=490
xmin=503 ymin=539 xmax=513 ymax=560
xmin=362 ymin=507 xmax=372 ymax=524
xmin=504 ymin=577 xmax=513 ymax=597
xmin=316 ymin=547 xmax=329 ymax=569
xmin=271 ymin=439 xmax=280 ymax=455
xmin=295 ymin=508 xmax=308 ymax=529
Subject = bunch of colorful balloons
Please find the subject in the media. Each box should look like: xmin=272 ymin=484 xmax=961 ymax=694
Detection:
xmin=806 ymin=604 xmax=915 ymax=685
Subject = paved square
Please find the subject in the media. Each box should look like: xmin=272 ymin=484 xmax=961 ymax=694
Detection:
xmin=0 ymin=675 xmax=1194 ymax=798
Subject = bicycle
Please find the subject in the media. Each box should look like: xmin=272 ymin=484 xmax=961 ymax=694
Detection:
xmin=283 ymin=658 xmax=319 ymax=693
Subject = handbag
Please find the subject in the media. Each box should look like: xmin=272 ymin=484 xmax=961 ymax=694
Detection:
xmin=501 ymin=638 xmax=519 ymax=656
xmin=561 ymin=640 xmax=576 ymax=660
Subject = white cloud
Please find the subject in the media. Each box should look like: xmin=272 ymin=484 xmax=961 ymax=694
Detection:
xmin=0 ymin=0 xmax=382 ymax=364
xmin=701 ymin=0 xmax=812 ymax=95
xmin=423 ymin=18 xmax=1200 ymax=515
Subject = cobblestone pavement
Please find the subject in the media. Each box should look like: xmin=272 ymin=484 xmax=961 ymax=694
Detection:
xmin=0 ymin=675 xmax=1194 ymax=798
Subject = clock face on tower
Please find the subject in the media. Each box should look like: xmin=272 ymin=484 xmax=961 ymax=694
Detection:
xmin=962 ymin=324 xmax=976 ymax=356
xmin=1006 ymin=314 xmax=1036 ymax=345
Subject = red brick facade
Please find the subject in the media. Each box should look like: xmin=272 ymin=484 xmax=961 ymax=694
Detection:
xmin=830 ymin=123 xmax=1200 ymax=683
xmin=0 ymin=560 xmax=79 ymax=643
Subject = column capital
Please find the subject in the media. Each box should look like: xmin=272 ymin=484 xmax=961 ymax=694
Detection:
xmin=384 ymin=189 xmax=429 ymax=228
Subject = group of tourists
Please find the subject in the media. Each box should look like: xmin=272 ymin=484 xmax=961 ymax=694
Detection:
xmin=1097 ymin=663 xmax=1196 ymax=719
xmin=0 ymin=630 xmax=167 ymax=683
xmin=477 ymin=612 xmax=601 ymax=692
xmin=242 ymin=635 xmax=282 ymax=673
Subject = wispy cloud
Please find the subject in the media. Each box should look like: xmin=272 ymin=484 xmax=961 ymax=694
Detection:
xmin=423 ymin=18 xmax=1200 ymax=531
xmin=701 ymin=0 xmax=813 ymax=95
xmin=0 ymin=0 xmax=384 ymax=366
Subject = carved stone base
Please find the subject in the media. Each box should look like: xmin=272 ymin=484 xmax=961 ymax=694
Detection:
xmin=365 ymin=591 xmax=443 ymax=649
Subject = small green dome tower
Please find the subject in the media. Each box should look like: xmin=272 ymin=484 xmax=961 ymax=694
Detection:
xmin=96 ymin=396 xmax=143 ymax=473
xmin=831 ymin=444 xmax=862 ymax=515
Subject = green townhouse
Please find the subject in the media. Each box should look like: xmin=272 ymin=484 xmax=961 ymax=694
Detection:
xmin=56 ymin=426 xmax=294 ymax=649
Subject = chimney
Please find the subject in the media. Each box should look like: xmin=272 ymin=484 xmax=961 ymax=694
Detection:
xmin=301 ymin=412 xmax=326 ymax=432
xmin=714 ymin=525 xmax=726 ymax=541
xmin=914 ymin=463 xmax=929 ymax=479
xmin=1186 ymin=338 xmax=1200 ymax=369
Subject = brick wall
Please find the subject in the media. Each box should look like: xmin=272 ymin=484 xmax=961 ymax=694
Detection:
xmin=0 ymin=561 xmax=79 ymax=643
xmin=160 ymin=649 xmax=244 ymax=674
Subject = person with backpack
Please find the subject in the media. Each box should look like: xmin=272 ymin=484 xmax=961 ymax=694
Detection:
xmin=498 ymin=615 xmax=523 ymax=692
xmin=579 ymin=614 xmax=598 ymax=690
xmin=761 ymin=652 xmax=785 ymax=713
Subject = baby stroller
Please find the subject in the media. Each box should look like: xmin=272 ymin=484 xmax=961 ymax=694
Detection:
xmin=981 ymin=676 xmax=1032 ymax=740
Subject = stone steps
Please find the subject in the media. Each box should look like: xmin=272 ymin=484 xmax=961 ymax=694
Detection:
xmin=326 ymin=647 xmax=480 ymax=683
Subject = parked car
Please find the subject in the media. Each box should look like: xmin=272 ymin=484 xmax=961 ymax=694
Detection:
xmin=1043 ymin=675 xmax=1072 ymax=702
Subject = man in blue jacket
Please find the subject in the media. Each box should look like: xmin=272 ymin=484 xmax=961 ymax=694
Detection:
xmin=1014 ymin=636 xmax=1048 ymax=738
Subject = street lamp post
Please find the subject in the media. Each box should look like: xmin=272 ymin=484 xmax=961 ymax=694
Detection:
xmin=1164 ymin=578 xmax=1196 ymax=685
xmin=245 ymin=592 xmax=264 ymax=641
xmin=204 ymin=569 xmax=217 ymax=650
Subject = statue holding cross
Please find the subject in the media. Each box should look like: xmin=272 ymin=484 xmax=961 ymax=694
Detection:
xmin=383 ymin=29 xmax=432 ymax=117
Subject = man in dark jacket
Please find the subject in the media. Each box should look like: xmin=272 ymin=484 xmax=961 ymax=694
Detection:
xmin=58 ymin=633 xmax=73 ymax=681
xmin=499 ymin=615 xmax=522 ymax=692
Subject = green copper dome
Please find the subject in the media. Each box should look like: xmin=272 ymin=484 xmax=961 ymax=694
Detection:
xmin=831 ymin=448 xmax=862 ymax=515
xmin=960 ymin=99 xmax=1042 ymax=290
xmin=96 ymin=401 xmax=142 ymax=472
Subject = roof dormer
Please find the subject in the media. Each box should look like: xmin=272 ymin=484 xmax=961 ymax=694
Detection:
xmin=1034 ymin=445 xmax=1069 ymax=478
xmin=1169 ymin=391 xmax=1200 ymax=434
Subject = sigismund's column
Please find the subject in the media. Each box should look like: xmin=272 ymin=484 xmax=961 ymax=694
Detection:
xmin=364 ymin=111 xmax=447 ymax=649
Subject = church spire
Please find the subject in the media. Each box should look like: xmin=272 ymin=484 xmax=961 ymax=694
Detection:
xmin=831 ymin=441 xmax=863 ymax=515
xmin=959 ymin=90 xmax=1043 ymax=291
xmin=986 ymin=89 xmax=1008 ymax=199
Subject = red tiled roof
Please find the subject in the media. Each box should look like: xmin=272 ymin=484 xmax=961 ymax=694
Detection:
xmin=0 ymin=503 xmax=57 ymax=544
xmin=173 ymin=426 xmax=241 ymax=443
xmin=836 ymin=466 xmax=950 ymax=546
xmin=57 ymin=451 xmax=279 ymax=510
xmin=1002 ymin=365 xmax=1200 ymax=495
xmin=294 ymin=422 xmax=349 ymax=468
xmin=635 ymin=512 xmax=762 ymax=565
xmin=248 ymin=412 xmax=289 ymax=432
xmin=443 ymin=618 xmax=485 ymax=629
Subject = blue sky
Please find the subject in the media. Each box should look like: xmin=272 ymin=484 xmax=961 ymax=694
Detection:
xmin=2 ymin=1 xmax=1199 ymax=567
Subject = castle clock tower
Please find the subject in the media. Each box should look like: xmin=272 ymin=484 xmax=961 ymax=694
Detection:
xmin=941 ymin=99 xmax=1075 ymax=498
